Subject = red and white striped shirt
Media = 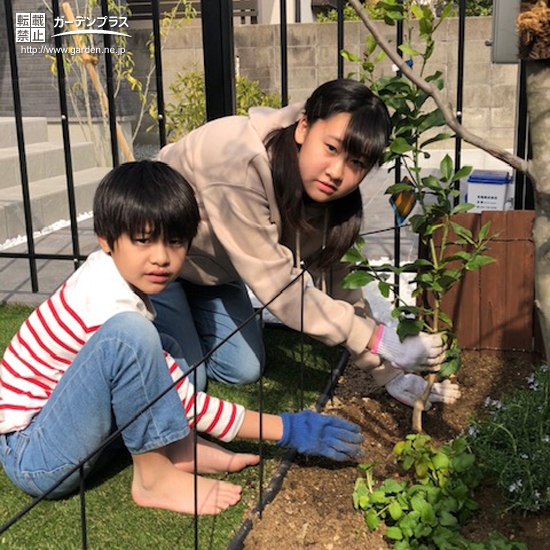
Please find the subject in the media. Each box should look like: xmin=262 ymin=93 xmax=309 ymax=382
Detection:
xmin=0 ymin=250 xmax=245 ymax=441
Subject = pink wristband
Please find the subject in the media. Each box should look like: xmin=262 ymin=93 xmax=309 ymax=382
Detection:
xmin=370 ymin=325 xmax=384 ymax=354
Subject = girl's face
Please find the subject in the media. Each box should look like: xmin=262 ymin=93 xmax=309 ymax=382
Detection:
xmin=97 ymin=230 xmax=187 ymax=296
xmin=294 ymin=112 xmax=369 ymax=203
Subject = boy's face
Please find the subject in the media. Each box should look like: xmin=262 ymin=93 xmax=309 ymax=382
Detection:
xmin=97 ymin=231 xmax=187 ymax=295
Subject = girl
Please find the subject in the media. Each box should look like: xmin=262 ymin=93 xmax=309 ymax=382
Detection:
xmin=153 ymin=79 xmax=459 ymax=408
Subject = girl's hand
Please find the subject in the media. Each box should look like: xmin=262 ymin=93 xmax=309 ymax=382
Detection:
xmin=385 ymin=373 xmax=461 ymax=410
xmin=371 ymin=325 xmax=445 ymax=373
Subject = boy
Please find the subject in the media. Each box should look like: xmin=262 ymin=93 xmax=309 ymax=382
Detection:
xmin=0 ymin=161 xmax=364 ymax=516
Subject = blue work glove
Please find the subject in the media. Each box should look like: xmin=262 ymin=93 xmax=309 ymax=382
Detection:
xmin=277 ymin=410 xmax=364 ymax=461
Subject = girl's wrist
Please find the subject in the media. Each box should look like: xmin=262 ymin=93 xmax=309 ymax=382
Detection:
xmin=367 ymin=324 xmax=383 ymax=353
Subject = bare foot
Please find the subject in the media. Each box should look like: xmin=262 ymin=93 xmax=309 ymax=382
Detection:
xmin=167 ymin=435 xmax=260 ymax=474
xmin=132 ymin=452 xmax=242 ymax=515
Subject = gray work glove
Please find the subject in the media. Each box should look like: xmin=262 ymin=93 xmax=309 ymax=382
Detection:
xmin=385 ymin=373 xmax=461 ymax=410
xmin=371 ymin=325 xmax=445 ymax=373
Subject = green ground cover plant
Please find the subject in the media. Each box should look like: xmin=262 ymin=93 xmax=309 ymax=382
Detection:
xmin=0 ymin=304 xmax=337 ymax=549
xmin=353 ymin=434 xmax=528 ymax=549
xmin=467 ymin=364 xmax=550 ymax=514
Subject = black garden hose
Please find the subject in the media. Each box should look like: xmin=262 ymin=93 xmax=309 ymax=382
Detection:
xmin=226 ymin=348 xmax=351 ymax=550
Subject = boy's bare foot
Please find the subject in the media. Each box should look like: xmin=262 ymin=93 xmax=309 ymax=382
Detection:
xmin=132 ymin=451 xmax=242 ymax=515
xmin=167 ymin=435 xmax=260 ymax=474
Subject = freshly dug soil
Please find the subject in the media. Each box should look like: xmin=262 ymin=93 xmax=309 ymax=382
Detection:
xmin=243 ymin=350 xmax=550 ymax=550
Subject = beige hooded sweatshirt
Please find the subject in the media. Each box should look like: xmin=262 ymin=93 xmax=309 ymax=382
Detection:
xmin=157 ymin=102 xmax=377 ymax=361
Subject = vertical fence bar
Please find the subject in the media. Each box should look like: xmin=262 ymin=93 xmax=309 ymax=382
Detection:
xmin=279 ymin=0 xmax=289 ymax=106
xmin=151 ymin=0 xmax=167 ymax=148
xmin=4 ymin=0 xmax=39 ymax=292
xmin=79 ymin=465 xmax=88 ymax=550
xmin=51 ymin=0 xmax=81 ymax=272
xmin=100 ymin=0 xmax=120 ymax=167
xmin=514 ymin=60 xmax=533 ymax=210
xmin=393 ymin=9 xmax=404 ymax=297
xmin=257 ymin=349 xmax=265 ymax=518
xmin=201 ymin=0 xmax=236 ymax=120
xmin=337 ymin=0 xmax=344 ymax=78
xmin=454 ymin=0 xmax=466 ymax=205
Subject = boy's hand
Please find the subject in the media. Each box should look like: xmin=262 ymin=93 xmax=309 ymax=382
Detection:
xmin=277 ymin=410 xmax=364 ymax=461
xmin=385 ymin=372 xmax=461 ymax=410
xmin=371 ymin=325 xmax=445 ymax=373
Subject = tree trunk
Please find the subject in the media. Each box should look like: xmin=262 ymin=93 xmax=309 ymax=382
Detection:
xmin=526 ymin=60 xmax=550 ymax=360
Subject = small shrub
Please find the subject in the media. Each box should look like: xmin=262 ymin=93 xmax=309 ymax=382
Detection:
xmin=353 ymin=434 xmax=528 ymax=549
xmin=162 ymin=70 xmax=281 ymax=141
xmin=467 ymin=364 xmax=550 ymax=513
xmin=315 ymin=0 xmax=493 ymax=21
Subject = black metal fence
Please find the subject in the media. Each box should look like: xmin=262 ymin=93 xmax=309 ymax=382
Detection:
xmin=0 ymin=1 xmax=533 ymax=548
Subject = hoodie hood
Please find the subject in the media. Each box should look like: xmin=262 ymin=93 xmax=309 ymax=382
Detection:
xmin=248 ymin=102 xmax=305 ymax=143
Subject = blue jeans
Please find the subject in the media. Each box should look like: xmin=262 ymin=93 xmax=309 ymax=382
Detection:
xmin=151 ymin=279 xmax=265 ymax=391
xmin=0 ymin=312 xmax=190 ymax=499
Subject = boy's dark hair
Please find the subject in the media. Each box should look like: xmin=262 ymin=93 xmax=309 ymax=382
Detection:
xmin=265 ymin=79 xmax=391 ymax=269
xmin=93 ymin=160 xmax=200 ymax=249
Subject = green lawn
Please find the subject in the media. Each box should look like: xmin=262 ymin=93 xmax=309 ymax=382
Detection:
xmin=0 ymin=304 xmax=339 ymax=549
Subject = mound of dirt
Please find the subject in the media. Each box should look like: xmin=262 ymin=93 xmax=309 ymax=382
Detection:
xmin=243 ymin=351 xmax=550 ymax=550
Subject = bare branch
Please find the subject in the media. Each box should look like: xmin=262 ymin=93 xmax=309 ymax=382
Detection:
xmin=347 ymin=0 xmax=532 ymax=177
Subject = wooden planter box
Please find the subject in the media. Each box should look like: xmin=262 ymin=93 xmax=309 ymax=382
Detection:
xmin=434 ymin=210 xmax=537 ymax=353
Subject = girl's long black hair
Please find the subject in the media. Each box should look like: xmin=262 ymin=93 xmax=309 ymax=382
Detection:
xmin=266 ymin=79 xmax=391 ymax=268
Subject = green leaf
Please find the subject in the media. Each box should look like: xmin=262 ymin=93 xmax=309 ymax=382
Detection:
xmin=378 ymin=281 xmax=392 ymax=298
xmin=403 ymin=456 xmax=415 ymax=471
xmin=365 ymin=34 xmax=378 ymax=56
xmin=452 ymin=452 xmax=476 ymax=473
xmin=389 ymin=500 xmax=404 ymax=521
xmin=370 ymin=490 xmax=388 ymax=504
xmin=353 ymin=479 xmax=368 ymax=509
xmin=420 ymin=132 xmax=453 ymax=148
xmin=437 ymin=310 xmax=453 ymax=329
xmin=386 ymin=526 xmax=404 ymax=541
xmin=399 ymin=510 xmax=421 ymax=531
xmin=340 ymin=49 xmax=361 ymax=63
xmin=341 ymin=271 xmax=374 ymax=289
xmin=386 ymin=182 xmax=415 ymax=194
xmin=394 ymin=441 xmax=405 ymax=456
xmin=451 ymin=202 xmax=474 ymax=214
xmin=397 ymin=319 xmax=424 ymax=340
xmin=432 ymin=452 xmax=450 ymax=471
xmin=383 ymin=478 xmax=408 ymax=494
xmin=410 ymin=3 xmax=424 ymax=20
xmin=466 ymin=255 xmax=496 ymax=271
xmin=439 ymin=511 xmax=458 ymax=527
xmin=417 ymin=109 xmax=447 ymax=133
xmin=451 ymin=165 xmax=473 ymax=182
xmin=341 ymin=248 xmax=365 ymax=263
xmin=440 ymin=155 xmax=453 ymax=182
xmin=365 ymin=510 xmax=380 ymax=531
xmin=390 ymin=137 xmax=414 ymax=155
xmin=478 ymin=221 xmax=492 ymax=241
xmin=450 ymin=222 xmax=474 ymax=244
xmin=399 ymin=44 xmax=421 ymax=57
